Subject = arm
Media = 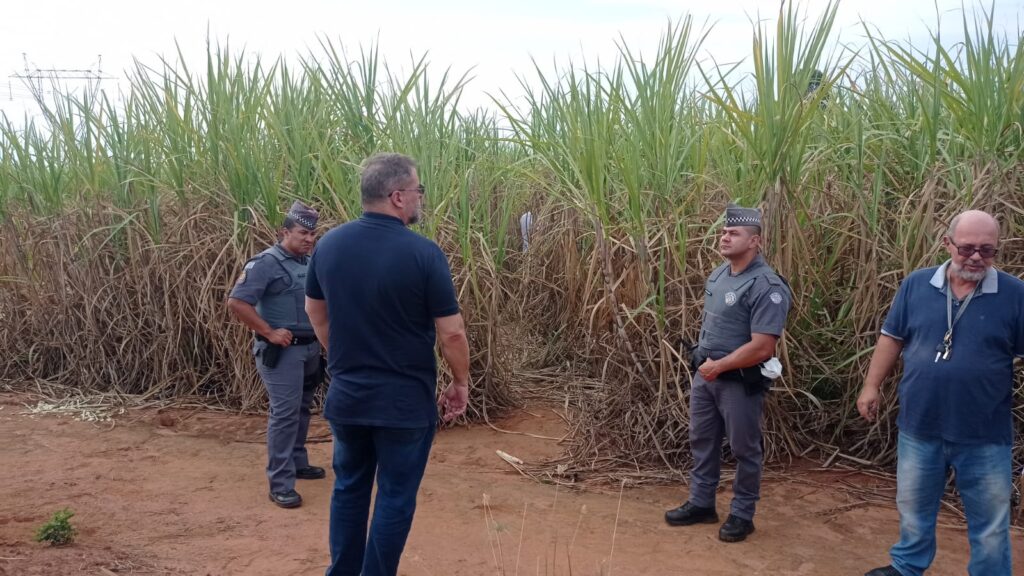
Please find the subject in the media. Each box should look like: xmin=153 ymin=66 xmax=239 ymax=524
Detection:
xmin=305 ymin=296 xmax=329 ymax=351
xmin=856 ymin=334 xmax=904 ymax=422
xmin=303 ymin=247 xmax=329 ymax=350
xmin=435 ymin=313 xmax=470 ymax=422
xmin=698 ymin=332 xmax=777 ymax=381
xmin=226 ymin=297 xmax=292 ymax=346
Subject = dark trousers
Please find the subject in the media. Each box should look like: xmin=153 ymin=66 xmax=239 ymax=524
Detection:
xmin=688 ymin=372 xmax=765 ymax=520
xmin=255 ymin=341 xmax=321 ymax=493
xmin=325 ymin=423 xmax=435 ymax=576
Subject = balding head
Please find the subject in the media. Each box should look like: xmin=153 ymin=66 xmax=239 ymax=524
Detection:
xmin=946 ymin=210 xmax=999 ymax=243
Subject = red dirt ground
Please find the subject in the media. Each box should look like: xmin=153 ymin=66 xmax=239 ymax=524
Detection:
xmin=0 ymin=394 xmax=1018 ymax=575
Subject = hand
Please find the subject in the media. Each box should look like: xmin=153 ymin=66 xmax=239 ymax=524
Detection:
xmin=265 ymin=328 xmax=293 ymax=347
xmin=856 ymin=384 xmax=881 ymax=422
xmin=438 ymin=382 xmax=469 ymax=423
xmin=697 ymin=358 xmax=722 ymax=381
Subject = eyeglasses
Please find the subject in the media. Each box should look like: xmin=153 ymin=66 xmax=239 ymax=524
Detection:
xmin=391 ymin=184 xmax=425 ymax=197
xmin=948 ymin=239 xmax=998 ymax=259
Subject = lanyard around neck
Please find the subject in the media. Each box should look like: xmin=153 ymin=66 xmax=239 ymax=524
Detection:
xmin=944 ymin=278 xmax=978 ymax=343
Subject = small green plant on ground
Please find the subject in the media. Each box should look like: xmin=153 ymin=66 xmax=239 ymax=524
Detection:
xmin=34 ymin=508 xmax=77 ymax=546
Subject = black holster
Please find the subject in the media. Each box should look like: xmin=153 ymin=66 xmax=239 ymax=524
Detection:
xmin=729 ymin=366 xmax=770 ymax=397
xmin=260 ymin=342 xmax=283 ymax=369
xmin=683 ymin=341 xmax=700 ymax=372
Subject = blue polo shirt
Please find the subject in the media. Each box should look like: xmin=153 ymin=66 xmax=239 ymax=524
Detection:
xmin=881 ymin=262 xmax=1024 ymax=445
xmin=305 ymin=212 xmax=460 ymax=428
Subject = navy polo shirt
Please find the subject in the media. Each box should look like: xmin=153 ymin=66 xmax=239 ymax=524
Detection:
xmin=881 ymin=262 xmax=1024 ymax=445
xmin=305 ymin=212 xmax=460 ymax=428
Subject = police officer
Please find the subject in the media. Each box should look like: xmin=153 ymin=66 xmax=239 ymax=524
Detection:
xmin=228 ymin=200 xmax=326 ymax=508
xmin=664 ymin=204 xmax=792 ymax=542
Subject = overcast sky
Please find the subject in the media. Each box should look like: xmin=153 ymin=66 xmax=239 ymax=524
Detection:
xmin=1 ymin=0 xmax=1021 ymax=122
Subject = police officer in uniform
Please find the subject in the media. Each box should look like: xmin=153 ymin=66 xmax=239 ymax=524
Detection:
xmin=665 ymin=204 xmax=792 ymax=542
xmin=228 ymin=200 xmax=326 ymax=508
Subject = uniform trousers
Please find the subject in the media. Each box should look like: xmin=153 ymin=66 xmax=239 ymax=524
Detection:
xmin=688 ymin=372 xmax=765 ymax=520
xmin=255 ymin=340 xmax=322 ymax=493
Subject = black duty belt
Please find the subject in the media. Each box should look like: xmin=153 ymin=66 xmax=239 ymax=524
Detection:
xmin=691 ymin=348 xmax=765 ymax=388
xmin=256 ymin=334 xmax=318 ymax=346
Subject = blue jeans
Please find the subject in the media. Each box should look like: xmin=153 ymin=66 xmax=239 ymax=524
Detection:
xmin=889 ymin=432 xmax=1012 ymax=576
xmin=325 ymin=423 xmax=435 ymax=576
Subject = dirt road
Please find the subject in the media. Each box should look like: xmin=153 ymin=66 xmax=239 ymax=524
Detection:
xmin=0 ymin=395 xmax=1006 ymax=575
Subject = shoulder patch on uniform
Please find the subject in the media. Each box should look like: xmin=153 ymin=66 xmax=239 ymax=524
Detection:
xmin=770 ymin=292 xmax=783 ymax=304
xmin=244 ymin=260 xmax=256 ymax=271
xmin=235 ymin=270 xmax=248 ymax=285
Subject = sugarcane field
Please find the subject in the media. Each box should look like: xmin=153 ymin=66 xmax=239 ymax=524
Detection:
xmin=1 ymin=1 xmax=1022 ymax=575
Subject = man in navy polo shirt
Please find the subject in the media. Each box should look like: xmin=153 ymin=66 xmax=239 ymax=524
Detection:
xmin=304 ymin=153 xmax=470 ymax=576
xmin=857 ymin=210 xmax=1024 ymax=576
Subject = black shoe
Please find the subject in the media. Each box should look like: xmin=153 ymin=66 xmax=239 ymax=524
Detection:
xmin=864 ymin=567 xmax=902 ymax=576
xmin=296 ymin=466 xmax=326 ymax=480
xmin=718 ymin=514 xmax=755 ymax=542
xmin=664 ymin=502 xmax=719 ymax=526
xmin=269 ymin=489 xmax=302 ymax=508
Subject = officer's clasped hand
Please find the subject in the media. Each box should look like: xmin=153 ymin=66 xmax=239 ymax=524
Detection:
xmin=266 ymin=328 xmax=294 ymax=347
xmin=698 ymin=358 xmax=722 ymax=381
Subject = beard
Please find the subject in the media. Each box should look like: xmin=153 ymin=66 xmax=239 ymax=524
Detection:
xmin=951 ymin=261 xmax=986 ymax=282
xmin=408 ymin=206 xmax=423 ymax=225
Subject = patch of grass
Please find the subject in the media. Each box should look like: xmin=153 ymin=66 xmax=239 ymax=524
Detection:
xmin=34 ymin=508 xmax=77 ymax=546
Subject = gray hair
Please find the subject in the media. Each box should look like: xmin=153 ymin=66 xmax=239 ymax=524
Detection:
xmin=946 ymin=214 xmax=961 ymax=239
xmin=361 ymin=153 xmax=418 ymax=204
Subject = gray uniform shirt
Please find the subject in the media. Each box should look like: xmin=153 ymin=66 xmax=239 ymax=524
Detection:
xmin=229 ymin=244 xmax=314 ymax=336
xmin=698 ymin=254 xmax=791 ymax=359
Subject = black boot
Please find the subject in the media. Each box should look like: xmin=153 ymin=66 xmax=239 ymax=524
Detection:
xmin=296 ymin=466 xmax=326 ymax=480
xmin=864 ymin=567 xmax=902 ymax=576
xmin=664 ymin=502 xmax=719 ymax=526
xmin=718 ymin=514 xmax=755 ymax=542
xmin=269 ymin=489 xmax=302 ymax=508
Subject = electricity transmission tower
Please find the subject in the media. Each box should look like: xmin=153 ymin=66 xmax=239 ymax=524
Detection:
xmin=9 ymin=53 xmax=115 ymax=108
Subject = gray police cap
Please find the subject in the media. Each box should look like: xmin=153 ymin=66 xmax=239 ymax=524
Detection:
xmin=725 ymin=203 xmax=761 ymax=228
xmin=287 ymin=200 xmax=319 ymax=230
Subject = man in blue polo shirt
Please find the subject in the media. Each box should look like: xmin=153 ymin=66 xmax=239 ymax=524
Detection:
xmin=857 ymin=210 xmax=1024 ymax=576
xmin=304 ymin=153 xmax=470 ymax=576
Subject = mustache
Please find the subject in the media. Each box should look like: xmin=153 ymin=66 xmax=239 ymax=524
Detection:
xmin=951 ymin=262 xmax=986 ymax=281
